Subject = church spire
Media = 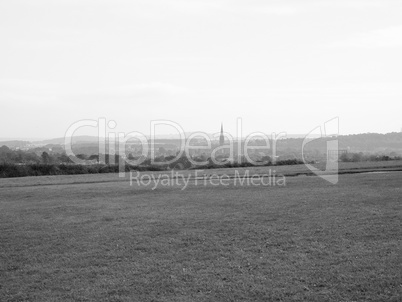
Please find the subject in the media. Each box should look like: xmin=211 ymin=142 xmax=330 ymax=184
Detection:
xmin=219 ymin=123 xmax=224 ymax=146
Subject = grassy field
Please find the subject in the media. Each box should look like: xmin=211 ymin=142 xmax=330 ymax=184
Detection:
xmin=0 ymin=166 xmax=401 ymax=301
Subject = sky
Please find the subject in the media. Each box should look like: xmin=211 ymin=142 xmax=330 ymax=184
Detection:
xmin=1 ymin=0 xmax=402 ymax=139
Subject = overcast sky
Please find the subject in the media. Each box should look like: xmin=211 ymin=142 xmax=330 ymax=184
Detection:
xmin=1 ymin=0 xmax=401 ymax=139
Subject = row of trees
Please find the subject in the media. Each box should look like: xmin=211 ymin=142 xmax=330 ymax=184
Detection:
xmin=0 ymin=146 xmax=73 ymax=165
xmin=0 ymin=164 xmax=165 ymax=178
xmin=339 ymin=152 xmax=401 ymax=162
xmin=1 ymin=144 xmax=402 ymax=178
xmin=0 ymin=146 xmax=124 ymax=165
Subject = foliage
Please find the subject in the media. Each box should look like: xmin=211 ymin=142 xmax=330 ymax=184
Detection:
xmin=0 ymin=163 xmax=166 ymax=178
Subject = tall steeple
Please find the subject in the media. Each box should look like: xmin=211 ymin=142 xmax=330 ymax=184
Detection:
xmin=219 ymin=123 xmax=224 ymax=146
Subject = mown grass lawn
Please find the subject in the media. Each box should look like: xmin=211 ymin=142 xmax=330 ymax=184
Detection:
xmin=0 ymin=171 xmax=401 ymax=301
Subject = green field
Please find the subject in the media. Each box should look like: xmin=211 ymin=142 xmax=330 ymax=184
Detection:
xmin=1 ymin=164 xmax=401 ymax=301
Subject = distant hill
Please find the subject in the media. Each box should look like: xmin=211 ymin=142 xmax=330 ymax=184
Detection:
xmin=0 ymin=136 xmax=102 ymax=150
xmin=1 ymin=132 xmax=402 ymax=155
xmin=33 ymin=135 xmax=101 ymax=145
xmin=276 ymin=132 xmax=402 ymax=155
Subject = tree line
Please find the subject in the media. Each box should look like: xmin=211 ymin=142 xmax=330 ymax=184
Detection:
xmin=1 ymin=144 xmax=401 ymax=178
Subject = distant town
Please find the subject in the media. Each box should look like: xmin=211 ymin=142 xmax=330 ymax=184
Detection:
xmin=1 ymin=128 xmax=402 ymax=178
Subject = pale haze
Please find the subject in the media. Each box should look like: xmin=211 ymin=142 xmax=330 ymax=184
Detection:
xmin=1 ymin=0 xmax=401 ymax=139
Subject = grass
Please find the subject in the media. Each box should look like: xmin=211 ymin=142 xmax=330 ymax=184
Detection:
xmin=0 ymin=167 xmax=401 ymax=301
